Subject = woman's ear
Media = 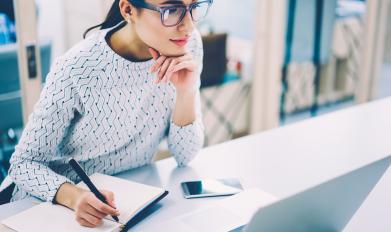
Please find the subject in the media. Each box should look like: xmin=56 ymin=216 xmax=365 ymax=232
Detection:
xmin=119 ymin=0 xmax=135 ymax=23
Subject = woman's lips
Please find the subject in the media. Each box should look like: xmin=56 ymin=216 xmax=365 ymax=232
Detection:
xmin=170 ymin=38 xmax=189 ymax=47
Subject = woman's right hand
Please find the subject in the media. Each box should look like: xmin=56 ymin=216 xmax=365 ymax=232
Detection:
xmin=55 ymin=183 xmax=120 ymax=227
xmin=73 ymin=190 xmax=120 ymax=227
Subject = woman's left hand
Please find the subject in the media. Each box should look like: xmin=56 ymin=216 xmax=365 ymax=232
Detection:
xmin=148 ymin=48 xmax=198 ymax=93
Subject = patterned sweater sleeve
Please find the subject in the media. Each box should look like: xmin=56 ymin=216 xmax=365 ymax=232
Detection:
xmin=168 ymin=30 xmax=205 ymax=166
xmin=8 ymin=57 xmax=82 ymax=202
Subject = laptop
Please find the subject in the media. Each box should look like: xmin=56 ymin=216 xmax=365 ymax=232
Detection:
xmin=144 ymin=155 xmax=391 ymax=232
xmin=240 ymin=155 xmax=391 ymax=232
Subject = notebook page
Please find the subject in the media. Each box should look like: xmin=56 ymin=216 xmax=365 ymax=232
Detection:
xmin=1 ymin=202 xmax=122 ymax=232
xmin=77 ymin=173 xmax=165 ymax=224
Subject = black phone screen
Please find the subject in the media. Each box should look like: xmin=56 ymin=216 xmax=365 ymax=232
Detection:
xmin=181 ymin=178 xmax=243 ymax=198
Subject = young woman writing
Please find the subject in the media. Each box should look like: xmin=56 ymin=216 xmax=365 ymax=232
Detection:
xmin=7 ymin=0 xmax=212 ymax=227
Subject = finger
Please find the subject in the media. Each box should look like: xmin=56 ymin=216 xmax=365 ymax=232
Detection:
xmin=162 ymin=59 xmax=179 ymax=83
xmin=162 ymin=60 xmax=180 ymax=83
xmin=88 ymin=196 xmax=119 ymax=216
xmin=171 ymin=61 xmax=196 ymax=74
xmin=85 ymin=204 xmax=106 ymax=219
xmin=166 ymin=59 xmax=180 ymax=77
xmin=167 ymin=53 xmax=192 ymax=67
xmin=157 ymin=58 xmax=172 ymax=81
xmin=163 ymin=54 xmax=193 ymax=83
xmin=167 ymin=55 xmax=192 ymax=74
xmin=157 ymin=59 xmax=173 ymax=82
xmin=80 ymin=211 xmax=102 ymax=226
xmin=148 ymin=47 xmax=159 ymax=60
xmin=101 ymin=190 xmax=116 ymax=208
xmin=76 ymin=217 xmax=95 ymax=228
xmin=150 ymin=56 xmax=167 ymax=73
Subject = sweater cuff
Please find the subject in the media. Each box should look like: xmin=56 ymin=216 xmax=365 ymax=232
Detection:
xmin=168 ymin=118 xmax=204 ymax=166
xmin=47 ymin=177 xmax=75 ymax=203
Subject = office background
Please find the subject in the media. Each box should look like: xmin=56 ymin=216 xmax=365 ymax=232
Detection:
xmin=0 ymin=0 xmax=390 ymax=183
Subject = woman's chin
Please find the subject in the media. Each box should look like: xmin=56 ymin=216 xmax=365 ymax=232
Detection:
xmin=158 ymin=45 xmax=188 ymax=57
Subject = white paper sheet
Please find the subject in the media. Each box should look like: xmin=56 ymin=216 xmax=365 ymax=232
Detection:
xmin=1 ymin=202 xmax=122 ymax=232
xmin=143 ymin=188 xmax=277 ymax=232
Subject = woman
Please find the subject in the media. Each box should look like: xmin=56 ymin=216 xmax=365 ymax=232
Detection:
xmin=7 ymin=0 xmax=212 ymax=227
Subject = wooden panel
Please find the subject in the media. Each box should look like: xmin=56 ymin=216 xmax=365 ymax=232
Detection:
xmin=250 ymin=0 xmax=286 ymax=133
xmin=13 ymin=0 xmax=42 ymax=124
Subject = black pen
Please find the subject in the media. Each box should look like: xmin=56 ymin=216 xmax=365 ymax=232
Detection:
xmin=69 ymin=159 xmax=119 ymax=222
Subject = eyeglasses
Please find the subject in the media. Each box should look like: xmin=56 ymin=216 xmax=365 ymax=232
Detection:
xmin=130 ymin=0 xmax=213 ymax=27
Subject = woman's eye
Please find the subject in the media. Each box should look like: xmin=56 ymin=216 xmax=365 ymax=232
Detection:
xmin=162 ymin=8 xmax=178 ymax=20
xmin=168 ymin=8 xmax=179 ymax=14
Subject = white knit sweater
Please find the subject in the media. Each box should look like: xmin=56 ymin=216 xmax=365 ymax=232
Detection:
xmin=8 ymin=24 xmax=204 ymax=202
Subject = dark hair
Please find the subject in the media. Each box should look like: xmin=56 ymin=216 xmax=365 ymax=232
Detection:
xmin=83 ymin=0 xmax=133 ymax=38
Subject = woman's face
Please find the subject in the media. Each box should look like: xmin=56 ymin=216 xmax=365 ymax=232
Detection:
xmin=132 ymin=0 xmax=196 ymax=57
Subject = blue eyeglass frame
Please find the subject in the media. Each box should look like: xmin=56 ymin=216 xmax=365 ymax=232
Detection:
xmin=129 ymin=0 xmax=213 ymax=27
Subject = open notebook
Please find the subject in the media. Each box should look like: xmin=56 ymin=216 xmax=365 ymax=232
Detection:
xmin=1 ymin=173 xmax=169 ymax=232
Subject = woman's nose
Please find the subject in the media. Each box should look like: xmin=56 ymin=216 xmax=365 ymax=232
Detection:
xmin=178 ymin=11 xmax=194 ymax=33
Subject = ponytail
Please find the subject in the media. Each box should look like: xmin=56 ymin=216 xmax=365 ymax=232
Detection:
xmin=83 ymin=0 xmax=125 ymax=38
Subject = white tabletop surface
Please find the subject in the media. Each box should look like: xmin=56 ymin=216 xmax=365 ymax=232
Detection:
xmin=2 ymin=97 xmax=391 ymax=231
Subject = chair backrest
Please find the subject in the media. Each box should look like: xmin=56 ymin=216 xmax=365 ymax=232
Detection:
xmin=0 ymin=39 xmax=51 ymax=131
xmin=200 ymin=33 xmax=227 ymax=88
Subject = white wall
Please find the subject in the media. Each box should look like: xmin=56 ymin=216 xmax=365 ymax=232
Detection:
xmin=62 ymin=0 xmax=110 ymax=49
xmin=386 ymin=1 xmax=391 ymax=62
xmin=203 ymin=0 xmax=256 ymax=40
xmin=36 ymin=0 xmax=112 ymax=61
xmin=36 ymin=0 xmax=66 ymax=60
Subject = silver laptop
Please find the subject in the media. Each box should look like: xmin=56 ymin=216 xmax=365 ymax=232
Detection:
xmin=239 ymin=155 xmax=391 ymax=232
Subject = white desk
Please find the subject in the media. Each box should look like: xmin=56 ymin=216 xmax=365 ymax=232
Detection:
xmin=2 ymin=97 xmax=391 ymax=231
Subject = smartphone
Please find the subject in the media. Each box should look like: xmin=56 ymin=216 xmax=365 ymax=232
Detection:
xmin=181 ymin=178 xmax=243 ymax=199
